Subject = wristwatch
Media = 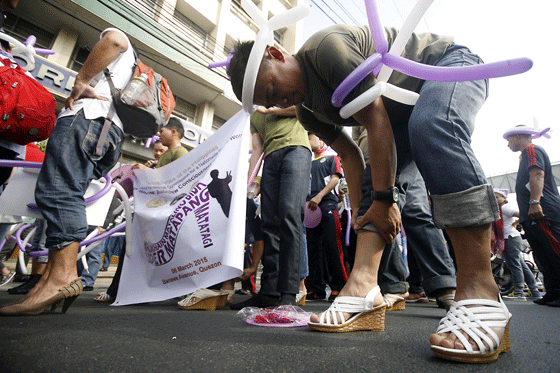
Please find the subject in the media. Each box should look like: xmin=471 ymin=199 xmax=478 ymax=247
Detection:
xmin=529 ymin=199 xmax=541 ymax=205
xmin=371 ymin=186 xmax=399 ymax=203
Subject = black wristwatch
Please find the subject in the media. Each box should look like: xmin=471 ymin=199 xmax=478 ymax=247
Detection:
xmin=371 ymin=186 xmax=399 ymax=203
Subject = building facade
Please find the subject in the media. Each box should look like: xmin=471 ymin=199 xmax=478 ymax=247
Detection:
xmin=5 ymin=0 xmax=305 ymax=162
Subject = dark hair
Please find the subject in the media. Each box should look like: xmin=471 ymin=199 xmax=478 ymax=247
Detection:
xmin=227 ymin=40 xmax=255 ymax=102
xmin=0 ymin=39 xmax=10 ymax=51
xmin=164 ymin=117 xmax=185 ymax=138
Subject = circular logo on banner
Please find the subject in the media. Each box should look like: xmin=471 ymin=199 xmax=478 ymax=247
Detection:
xmin=146 ymin=197 xmax=167 ymax=208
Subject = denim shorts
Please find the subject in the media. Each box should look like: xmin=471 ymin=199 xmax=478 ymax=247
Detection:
xmin=35 ymin=110 xmax=124 ymax=250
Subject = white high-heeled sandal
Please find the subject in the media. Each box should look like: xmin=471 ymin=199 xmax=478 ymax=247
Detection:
xmin=178 ymin=288 xmax=227 ymax=311
xmin=308 ymin=286 xmax=386 ymax=332
xmin=383 ymin=292 xmax=407 ymax=311
xmin=431 ymin=295 xmax=512 ymax=363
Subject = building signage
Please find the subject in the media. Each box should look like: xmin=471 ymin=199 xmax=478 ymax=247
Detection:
xmin=12 ymin=53 xmax=210 ymax=148
xmin=13 ymin=53 xmax=75 ymax=98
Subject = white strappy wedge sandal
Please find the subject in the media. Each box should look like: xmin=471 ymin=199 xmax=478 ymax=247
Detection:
xmin=431 ymin=295 xmax=512 ymax=363
xmin=308 ymin=285 xmax=386 ymax=332
xmin=383 ymin=292 xmax=407 ymax=311
xmin=178 ymin=289 xmax=227 ymax=311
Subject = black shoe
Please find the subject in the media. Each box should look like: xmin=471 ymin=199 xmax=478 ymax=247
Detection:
xmin=12 ymin=274 xmax=29 ymax=283
xmin=8 ymin=274 xmax=41 ymax=295
xmin=534 ymin=293 xmax=560 ymax=305
xmin=99 ymin=267 xmax=108 ymax=272
xmin=83 ymin=286 xmax=94 ymax=291
xmin=235 ymin=289 xmax=251 ymax=295
xmin=229 ymin=294 xmax=280 ymax=310
xmin=547 ymin=298 xmax=560 ymax=307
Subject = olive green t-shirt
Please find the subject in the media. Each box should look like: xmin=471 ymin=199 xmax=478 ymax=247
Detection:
xmin=294 ymin=24 xmax=454 ymax=144
xmin=157 ymin=145 xmax=188 ymax=168
xmin=250 ymin=112 xmax=311 ymax=157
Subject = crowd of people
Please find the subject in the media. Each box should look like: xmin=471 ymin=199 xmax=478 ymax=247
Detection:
xmin=1 ymin=0 xmax=559 ymax=366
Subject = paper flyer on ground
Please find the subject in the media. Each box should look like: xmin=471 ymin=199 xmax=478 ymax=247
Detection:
xmin=114 ymin=110 xmax=250 ymax=305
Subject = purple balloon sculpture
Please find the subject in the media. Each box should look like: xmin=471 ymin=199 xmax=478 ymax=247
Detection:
xmin=24 ymin=34 xmax=55 ymax=55
xmin=332 ymin=0 xmax=533 ymax=109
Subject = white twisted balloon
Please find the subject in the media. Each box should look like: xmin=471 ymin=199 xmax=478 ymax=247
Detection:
xmin=334 ymin=0 xmax=533 ymax=119
xmin=240 ymin=0 xmax=310 ymax=113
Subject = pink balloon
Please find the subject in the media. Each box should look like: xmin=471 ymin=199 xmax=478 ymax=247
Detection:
xmin=304 ymin=202 xmax=322 ymax=228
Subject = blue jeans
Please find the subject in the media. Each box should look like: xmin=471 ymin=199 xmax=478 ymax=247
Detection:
xmin=29 ymin=219 xmax=48 ymax=263
xmin=35 ymin=110 xmax=124 ymax=250
xmin=300 ymin=226 xmax=309 ymax=279
xmin=400 ymin=164 xmax=457 ymax=296
xmin=406 ymin=45 xmax=500 ymax=229
xmin=358 ymin=164 xmax=408 ymax=294
xmin=503 ymin=235 xmax=537 ymax=289
xmin=259 ymin=146 xmax=311 ymax=297
xmin=78 ymin=238 xmax=104 ymax=288
xmin=102 ymin=235 xmax=124 ymax=268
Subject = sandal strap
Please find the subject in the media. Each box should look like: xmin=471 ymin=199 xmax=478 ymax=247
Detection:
xmin=95 ymin=292 xmax=111 ymax=301
xmin=318 ymin=286 xmax=381 ymax=326
xmin=179 ymin=288 xmax=222 ymax=307
xmin=436 ymin=296 xmax=511 ymax=353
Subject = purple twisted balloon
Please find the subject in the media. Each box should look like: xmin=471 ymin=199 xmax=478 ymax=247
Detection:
xmin=332 ymin=0 xmax=533 ymax=112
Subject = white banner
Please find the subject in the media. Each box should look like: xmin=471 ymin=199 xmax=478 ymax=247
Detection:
xmin=114 ymin=110 xmax=250 ymax=306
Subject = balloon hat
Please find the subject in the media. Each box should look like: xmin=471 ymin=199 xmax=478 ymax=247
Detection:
xmin=503 ymin=117 xmax=551 ymax=140
xmin=332 ymin=0 xmax=534 ymax=119
xmin=208 ymin=0 xmax=310 ymax=113
xmin=0 ymin=33 xmax=55 ymax=64
xmin=493 ymin=188 xmax=509 ymax=198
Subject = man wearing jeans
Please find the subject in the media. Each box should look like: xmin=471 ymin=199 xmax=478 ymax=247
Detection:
xmin=494 ymin=189 xmax=542 ymax=301
xmin=230 ymin=108 xmax=311 ymax=309
xmin=227 ymin=24 xmax=507 ymax=362
xmin=0 ymin=28 xmax=135 ymax=316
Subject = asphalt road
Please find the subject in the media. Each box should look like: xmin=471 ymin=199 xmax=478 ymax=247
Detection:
xmin=1 ymin=264 xmax=559 ymax=373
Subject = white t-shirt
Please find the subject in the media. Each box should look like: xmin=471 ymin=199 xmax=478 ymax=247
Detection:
xmin=59 ymin=28 xmax=136 ymax=132
xmin=501 ymin=203 xmax=520 ymax=239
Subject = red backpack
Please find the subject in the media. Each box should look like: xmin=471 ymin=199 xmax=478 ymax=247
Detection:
xmin=0 ymin=58 xmax=56 ymax=145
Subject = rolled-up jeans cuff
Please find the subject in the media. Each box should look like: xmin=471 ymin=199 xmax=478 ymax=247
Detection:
xmin=380 ymin=282 xmax=408 ymax=294
xmin=47 ymin=240 xmax=77 ymax=252
xmin=430 ymin=184 xmax=499 ymax=229
xmin=422 ymin=275 xmax=457 ymax=297
xmin=356 ymin=216 xmax=379 ymax=233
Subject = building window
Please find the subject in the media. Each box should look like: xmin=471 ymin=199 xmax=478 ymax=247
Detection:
xmin=172 ymin=9 xmax=212 ymax=55
xmin=173 ymin=97 xmax=197 ymax=123
xmin=212 ymin=116 xmax=225 ymax=131
xmin=273 ymin=28 xmax=286 ymax=45
xmin=2 ymin=13 xmax=54 ymax=50
xmin=70 ymin=46 xmax=91 ymax=72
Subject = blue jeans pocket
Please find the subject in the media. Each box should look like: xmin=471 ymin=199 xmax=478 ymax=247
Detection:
xmin=81 ymin=120 xmax=123 ymax=178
